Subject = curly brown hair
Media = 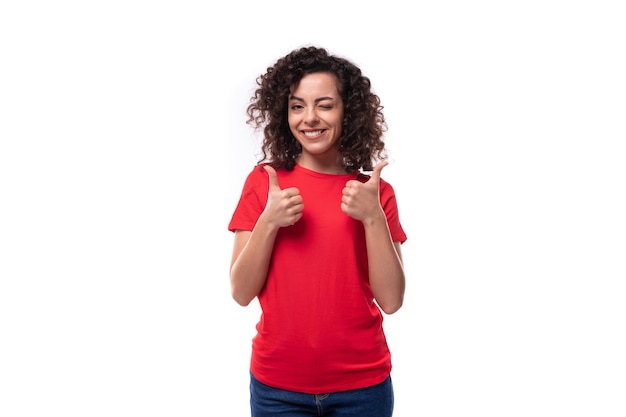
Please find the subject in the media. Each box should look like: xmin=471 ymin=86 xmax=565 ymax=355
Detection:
xmin=246 ymin=46 xmax=387 ymax=173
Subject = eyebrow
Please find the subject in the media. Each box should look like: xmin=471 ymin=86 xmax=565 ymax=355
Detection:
xmin=289 ymin=95 xmax=335 ymax=103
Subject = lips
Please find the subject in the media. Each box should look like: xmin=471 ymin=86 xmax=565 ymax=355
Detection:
xmin=302 ymin=130 xmax=324 ymax=138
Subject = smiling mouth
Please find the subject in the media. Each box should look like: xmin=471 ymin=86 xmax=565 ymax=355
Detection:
xmin=303 ymin=130 xmax=324 ymax=137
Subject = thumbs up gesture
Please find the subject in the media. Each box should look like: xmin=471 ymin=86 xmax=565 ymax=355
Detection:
xmin=341 ymin=161 xmax=388 ymax=221
xmin=262 ymin=165 xmax=304 ymax=227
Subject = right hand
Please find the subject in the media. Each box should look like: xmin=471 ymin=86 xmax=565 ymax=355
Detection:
xmin=261 ymin=165 xmax=304 ymax=227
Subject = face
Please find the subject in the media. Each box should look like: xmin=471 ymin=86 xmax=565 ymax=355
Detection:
xmin=288 ymin=72 xmax=344 ymax=171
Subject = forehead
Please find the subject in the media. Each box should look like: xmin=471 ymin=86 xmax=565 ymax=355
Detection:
xmin=290 ymin=72 xmax=340 ymax=97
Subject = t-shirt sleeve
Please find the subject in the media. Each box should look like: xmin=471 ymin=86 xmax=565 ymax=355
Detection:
xmin=228 ymin=166 xmax=268 ymax=232
xmin=380 ymin=180 xmax=408 ymax=244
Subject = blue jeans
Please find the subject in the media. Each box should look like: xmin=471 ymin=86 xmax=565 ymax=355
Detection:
xmin=249 ymin=371 xmax=394 ymax=416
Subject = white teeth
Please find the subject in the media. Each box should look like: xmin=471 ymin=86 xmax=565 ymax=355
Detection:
xmin=304 ymin=130 xmax=323 ymax=137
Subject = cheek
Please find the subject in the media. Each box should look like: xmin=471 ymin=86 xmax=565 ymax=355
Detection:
xmin=333 ymin=111 xmax=344 ymax=128
xmin=332 ymin=114 xmax=344 ymax=134
xmin=288 ymin=122 xmax=301 ymax=140
xmin=288 ymin=113 xmax=299 ymax=128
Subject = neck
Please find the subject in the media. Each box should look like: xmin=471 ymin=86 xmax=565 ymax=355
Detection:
xmin=296 ymin=154 xmax=345 ymax=175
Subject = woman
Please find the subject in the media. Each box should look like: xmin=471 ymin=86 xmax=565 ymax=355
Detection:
xmin=228 ymin=45 xmax=407 ymax=416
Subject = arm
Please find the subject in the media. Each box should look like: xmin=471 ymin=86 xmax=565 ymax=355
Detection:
xmin=361 ymin=215 xmax=405 ymax=314
xmin=229 ymin=225 xmax=278 ymax=307
xmin=229 ymin=165 xmax=303 ymax=306
xmin=341 ymin=162 xmax=405 ymax=314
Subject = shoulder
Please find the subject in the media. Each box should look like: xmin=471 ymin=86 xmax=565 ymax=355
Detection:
xmin=238 ymin=165 xmax=269 ymax=198
xmin=242 ymin=163 xmax=292 ymax=188
xmin=244 ymin=164 xmax=269 ymax=182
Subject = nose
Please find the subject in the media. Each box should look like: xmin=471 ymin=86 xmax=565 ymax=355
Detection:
xmin=304 ymin=108 xmax=319 ymax=124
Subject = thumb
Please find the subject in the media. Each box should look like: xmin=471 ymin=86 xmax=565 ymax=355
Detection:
xmin=263 ymin=164 xmax=281 ymax=191
xmin=368 ymin=161 xmax=388 ymax=183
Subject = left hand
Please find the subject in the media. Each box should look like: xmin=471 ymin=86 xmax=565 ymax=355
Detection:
xmin=341 ymin=161 xmax=388 ymax=221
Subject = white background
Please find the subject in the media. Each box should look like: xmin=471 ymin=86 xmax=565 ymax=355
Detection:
xmin=1 ymin=1 xmax=625 ymax=416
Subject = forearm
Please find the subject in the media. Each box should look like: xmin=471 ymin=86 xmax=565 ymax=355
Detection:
xmin=363 ymin=214 xmax=405 ymax=314
xmin=230 ymin=220 xmax=279 ymax=306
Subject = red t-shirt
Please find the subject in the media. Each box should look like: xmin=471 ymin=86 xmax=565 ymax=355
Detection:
xmin=228 ymin=163 xmax=407 ymax=394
